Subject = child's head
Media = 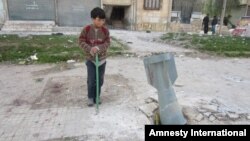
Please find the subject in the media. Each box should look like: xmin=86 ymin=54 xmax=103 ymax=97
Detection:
xmin=91 ymin=7 xmax=106 ymax=28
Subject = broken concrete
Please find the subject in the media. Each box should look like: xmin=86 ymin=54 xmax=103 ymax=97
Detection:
xmin=208 ymin=115 xmax=216 ymax=122
xmin=227 ymin=113 xmax=240 ymax=120
xmin=203 ymin=112 xmax=211 ymax=117
xmin=138 ymin=103 xmax=158 ymax=118
xmin=201 ymin=104 xmax=218 ymax=112
xmin=247 ymin=114 xmax=250 ymax=120
xmin=195 ymin=113 xmax=204 ymax=122
xmin=214 ymin=113 xmax=228 ymax=121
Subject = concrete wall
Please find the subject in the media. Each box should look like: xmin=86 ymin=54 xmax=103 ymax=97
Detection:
xmin=103 ymin=5 xmax=112 ymax=27
xmin=0 ymin=0 xmax=5 ymax=27
xmin=136 ymin=0 xmax=172 ymax=31
xmin=168 ymin=21 xmax=203 ymax=33
xmin=240 ymin=0 xmax=250 ymax=5
xmin=124 ymin=5 xmax=133 ymax=29
xmin=231 ymin=6 xmax=247 ymax=25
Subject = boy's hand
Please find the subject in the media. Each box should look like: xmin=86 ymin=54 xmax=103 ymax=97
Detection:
xmin=90 ymin=46 xmax=100 ymax=56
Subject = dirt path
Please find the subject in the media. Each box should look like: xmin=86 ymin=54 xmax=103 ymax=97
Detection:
xmin=111 ymin=30 xmax=195 ymax=56
xmin=0 ymin=30 xmax=250 ymax=141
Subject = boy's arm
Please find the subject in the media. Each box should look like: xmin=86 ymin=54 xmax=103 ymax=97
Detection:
xmin=97 ymin=30 xmax=110 ymax=54
xmin=79 ymin=28 xmax=91 ymax=52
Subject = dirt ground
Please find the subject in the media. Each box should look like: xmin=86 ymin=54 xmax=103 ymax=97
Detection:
xmin=0 ymin=30 xmax=250 ymax=141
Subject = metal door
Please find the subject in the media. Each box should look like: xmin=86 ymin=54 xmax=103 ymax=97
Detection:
xmin=57 ymin=0 xmax=101 ymax=27
xmin=8 ymin=0 xmax=55 ymax=20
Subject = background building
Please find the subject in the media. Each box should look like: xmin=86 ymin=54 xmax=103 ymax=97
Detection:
xmin=0 ymin=0 xmax=174 ymax=32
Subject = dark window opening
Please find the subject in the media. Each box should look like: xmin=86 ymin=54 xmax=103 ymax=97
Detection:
xmin=110 ymin=7 xmax=125 ymax=29
xmin=110 ymin=7 xmax=125 ymax=21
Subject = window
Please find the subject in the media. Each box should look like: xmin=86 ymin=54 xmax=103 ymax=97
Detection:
xmin=144 ymin=0 xmax=161 ymax=10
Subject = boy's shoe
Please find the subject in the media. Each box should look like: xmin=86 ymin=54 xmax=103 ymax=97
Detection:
xmin=87 ymin=98 xmax=94 ymax=107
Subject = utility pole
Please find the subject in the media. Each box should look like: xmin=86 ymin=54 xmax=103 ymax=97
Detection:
xmin=245 ymin=0 xmax=249 ymax=16
xmin=219 ymin=0 xmax=227 ymax=35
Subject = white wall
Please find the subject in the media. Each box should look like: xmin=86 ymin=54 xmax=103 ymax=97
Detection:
xmin=230 ymin=6 xmax=247 ymax=25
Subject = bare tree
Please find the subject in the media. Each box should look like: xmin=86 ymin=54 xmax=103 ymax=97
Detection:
xmin=203 ymin=0 xmax=240 ymax=16
xmin=172 ymin=0 xmax=199 ymax=23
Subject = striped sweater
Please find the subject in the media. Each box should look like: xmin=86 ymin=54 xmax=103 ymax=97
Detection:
xmin=79 ymin=24 xmax=110 ymax=61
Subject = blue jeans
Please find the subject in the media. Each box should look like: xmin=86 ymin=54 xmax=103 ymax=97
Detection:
xmin=212 ymin=25 xmax=216 ymax=34
xmin=86 ymin=60 xmax=106 ymax=101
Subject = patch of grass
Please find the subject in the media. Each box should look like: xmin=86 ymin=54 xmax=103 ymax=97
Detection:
xmin=161 ymin=33 xmax=191 ymax=42
xmin=161 ymin=33 xmax=250 ymax=57
xmin=0 ymin=35 xmax=127 ymax=63
xmin=108 ymin=36 xmax=128 ymax=55
xmin=161 ymin=33 xmax=175 ymax=40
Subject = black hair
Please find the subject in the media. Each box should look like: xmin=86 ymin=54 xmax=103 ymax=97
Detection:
xmin=91 ymin=7 xmax=106 ymax=19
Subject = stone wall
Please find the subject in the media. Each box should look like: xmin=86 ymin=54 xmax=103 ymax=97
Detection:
xmin=168 ymin=19 xmax=203 ymax=33
xmin=191 ymin=19 xmax=203 ymax=33
xmin=1 ymin=21 xmax=55 ymax=32
xmin=135 ymin=0 xmax=172 ymax=31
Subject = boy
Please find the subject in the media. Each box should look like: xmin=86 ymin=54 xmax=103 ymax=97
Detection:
xmin=79 ymin=7 xmax=110 ymax=107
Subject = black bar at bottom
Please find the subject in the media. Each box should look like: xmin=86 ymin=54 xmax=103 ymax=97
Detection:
xmin=145 ymin=125 xmax=249 ymax=141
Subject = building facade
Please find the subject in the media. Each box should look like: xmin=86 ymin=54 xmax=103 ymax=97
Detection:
xmin=102 ymin=0 xmax=172 ymax=31
xmin=0 ymin=0 xmax=215 ymax=32
xmin=231 ymin=0 xmax=250 ymax=25
xmin=0 ymin=0 xmax=174 ymax=32
xmin=102 ymin=0 xmax=206 ymax=32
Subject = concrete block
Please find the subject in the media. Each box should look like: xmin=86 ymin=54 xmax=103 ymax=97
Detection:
xmin=195 ymin=113 xmax=204 ymax=122
xmin=227 ymin=113 xmax=239 ymax=120
xmin=208 ymin=115 xmax=216 ymax=121
xmin=214 ymin=113 xmax=228 ymax=121
xmin=201 ymin=104 xmax=218 ymax=112
xmin=247 ymin=114 xmax=250 ymax=120
xmin=138 ymin=103 xmax=158 ymax=118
